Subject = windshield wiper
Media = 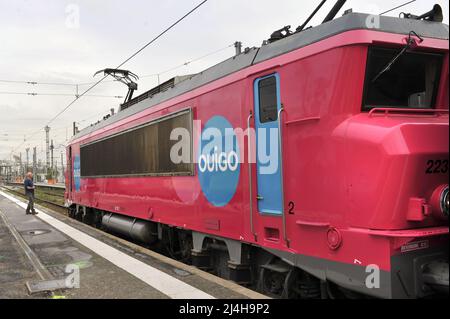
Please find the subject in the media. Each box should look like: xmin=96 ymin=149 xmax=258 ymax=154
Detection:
xmin=371 ymin=31 xmax=424 ymax=83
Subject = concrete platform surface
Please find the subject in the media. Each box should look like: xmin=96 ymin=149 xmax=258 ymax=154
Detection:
xmin=0 ymin=190 xmax=268 ymax=299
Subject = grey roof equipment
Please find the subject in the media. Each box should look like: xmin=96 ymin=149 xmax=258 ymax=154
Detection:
xmin=72 ymin=12 xmax=449 ymax=142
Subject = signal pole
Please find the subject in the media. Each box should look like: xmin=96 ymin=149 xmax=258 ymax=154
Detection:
xmin=45 ymin=126 xmax=50 ymax=173
xmin=61 ymin=152 xmax=64 ymax=182
xmin=19 ymin=152 xmax=22 ymax=177
xmin=25 ymin=147 xmax=30 ymax=173
xmin=50 ymin=139 xmax=54 ymax=180
xmin=73 ymin=122 xmax=78 ymax=136
xmin=33 ymin=147 xmax=37 ymax=176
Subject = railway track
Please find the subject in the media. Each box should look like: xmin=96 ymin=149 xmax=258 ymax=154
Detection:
xmin=0 ymin=186 xmax=66 ymax=212
xmin=0 ymin=190 xmax=266 ymax=300
xmin=0 ymin=185 xmax=275 ymax=298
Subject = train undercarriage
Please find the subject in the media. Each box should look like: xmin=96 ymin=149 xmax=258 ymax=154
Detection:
xmin=68 ymin=205 xmax=354 ymax=298
xmin=67 ymin=205 xmax=398 ymax=299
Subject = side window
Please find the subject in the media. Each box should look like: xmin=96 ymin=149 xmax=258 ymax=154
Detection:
xmin=362 ymin=47 xmax=443 ymax=111
xmin=79 ymin=109 xmax=193 ymax=178
xmin=258 ymin=76 xmax=278 ymax=123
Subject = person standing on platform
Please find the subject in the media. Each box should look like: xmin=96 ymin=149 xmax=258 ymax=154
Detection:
xmin=24 ymin=172 xmax=37 ymax=215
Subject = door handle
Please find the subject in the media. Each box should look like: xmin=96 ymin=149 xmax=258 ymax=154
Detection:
xmin=256 ymin=195 xmax=264 ymax=201
xmin=248 ymin=112 xmax=257 ymax=241
xmin=278 ymin=106 xmax=290 ymax=247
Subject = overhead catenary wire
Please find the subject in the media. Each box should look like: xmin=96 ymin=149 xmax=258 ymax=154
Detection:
xmin=3 ymin=41 xmax=232 ymax=155
xmin=139 ymin=43 xmax=234 ymax=78
xmin=6 ymin=0 xmax=209 ymax=158
xmin=0 ymin=91 xmax=123 ymax=98
xmin=379 ymin=0 xmax=416 ymax=16
xmin=0 ymin=42 xmax=233 ymax=91
xmin=76 ymin=42 xmax=235 ymax=86
xmin=0 ymin=79 xmax=78 ymax=86
xmin=46 ymin=0 xmax=209 ymax=127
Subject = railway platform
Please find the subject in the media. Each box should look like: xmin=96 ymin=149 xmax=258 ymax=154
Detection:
xmin=0 ymin=190 xmax=267 ymax=299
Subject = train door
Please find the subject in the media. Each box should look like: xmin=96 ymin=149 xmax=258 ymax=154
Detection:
xmin=68 ymin=146 xmax=72 ymax=193
xmin=253 ymin=74 xmax=283 ymax=215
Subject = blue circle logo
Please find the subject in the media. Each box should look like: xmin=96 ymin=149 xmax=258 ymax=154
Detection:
xmin=198 ymin=116 xmax=240 ymax=207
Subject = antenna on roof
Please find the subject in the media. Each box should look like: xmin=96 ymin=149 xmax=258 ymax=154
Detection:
xmin=296 ymin=0 xmax=328 ymax=32
xmin=401 ymin=3 xmax=443 ymax=22
xmin=322 ymin=0 xmax=347 ymax=24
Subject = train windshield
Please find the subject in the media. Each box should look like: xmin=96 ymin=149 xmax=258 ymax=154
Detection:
xmin=362 ymin=47 xmax=443 ymax=111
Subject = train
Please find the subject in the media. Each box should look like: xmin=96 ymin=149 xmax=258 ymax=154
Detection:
xmin=65 ymin=1 xmax=449 ymax=299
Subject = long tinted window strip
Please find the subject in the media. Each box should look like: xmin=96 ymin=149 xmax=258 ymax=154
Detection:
xmin=258 ymin=76 xmax=278 ymax=123
xmin=80 ymin=111 xmax=193 ymax=177
xmin=362 ymin=47 xmax=443 ymax=111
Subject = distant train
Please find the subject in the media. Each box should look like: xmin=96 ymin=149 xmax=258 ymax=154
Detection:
xmin=65 ymin=1 xmax=449 ymax=298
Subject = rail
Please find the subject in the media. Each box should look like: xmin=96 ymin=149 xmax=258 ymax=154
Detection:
xmin=6 ymin=182 xmax=65 ymax=190
xmin=1 ymin=186 xmax=66 ymax=210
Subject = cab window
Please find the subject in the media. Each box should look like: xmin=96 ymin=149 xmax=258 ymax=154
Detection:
xmin=362 ymin=47 xmax=443 ymax=111
xmin=258 ymin=76 xmax=278 ymax=123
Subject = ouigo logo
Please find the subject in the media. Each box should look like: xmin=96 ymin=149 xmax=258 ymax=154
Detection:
xmin=197 ymin=116 xmax=240 ymax=207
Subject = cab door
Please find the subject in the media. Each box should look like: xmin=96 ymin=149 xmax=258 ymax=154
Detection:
xmin=253 ymin=74 xmax=283 ymax=215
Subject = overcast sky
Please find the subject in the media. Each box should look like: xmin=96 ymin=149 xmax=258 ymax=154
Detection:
xmin=0 ymin=0 xmax=449 ymax=163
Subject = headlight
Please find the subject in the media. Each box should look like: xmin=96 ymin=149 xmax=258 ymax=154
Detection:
xmin=431 ymin=185 xmax=449 ymax=220
xmin=440 ymin=186 xmax=449 ymax=217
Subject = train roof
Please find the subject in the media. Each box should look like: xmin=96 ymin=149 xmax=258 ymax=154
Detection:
xmin=71 ymin=12 xmax=449 ymax=142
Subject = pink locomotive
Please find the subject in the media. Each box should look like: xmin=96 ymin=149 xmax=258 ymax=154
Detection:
xmin=66 ymin=1 xmax=449 ymax=298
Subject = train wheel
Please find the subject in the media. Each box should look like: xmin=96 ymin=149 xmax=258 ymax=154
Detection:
xmin=326 ymin=281 xmax=365 ymax=299
xmin=258 ymin=257 xmax=321 ymax=299
xmin=283 ymin=270 xmax=321 ymax=299
xmin=177 ymin=231 xmax=193 ymax=263
xmin=74 ymin=207 xmax=83 ymax=221
xmin=261 ymin=269 xmax=285 ymax=297
xmin=68 ymin=206 xmax=76 ymax=219
xmin=257 ymin=258 xmax=292 ymax=298
xmin=81 ymin=208 xmax=95 ymax=226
